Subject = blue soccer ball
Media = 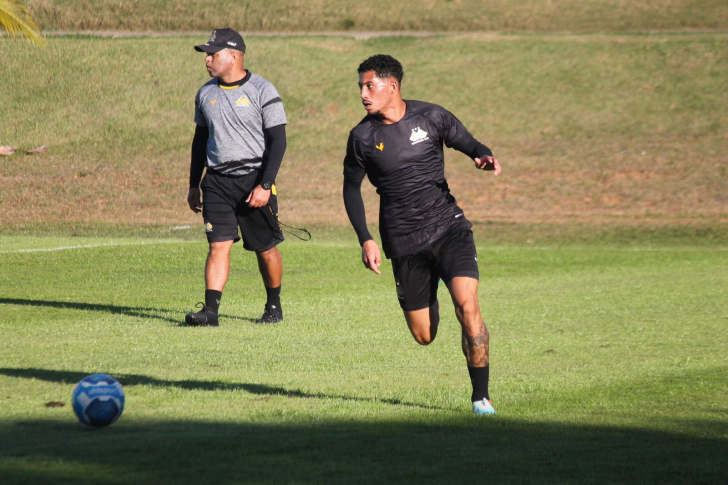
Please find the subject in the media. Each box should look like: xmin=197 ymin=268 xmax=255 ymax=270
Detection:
xmin=72 ymin=374 xmax=125 ymax=427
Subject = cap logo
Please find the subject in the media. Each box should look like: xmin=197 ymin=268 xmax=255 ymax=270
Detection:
xmin=227 ymin=41 xmax=237 ymax=46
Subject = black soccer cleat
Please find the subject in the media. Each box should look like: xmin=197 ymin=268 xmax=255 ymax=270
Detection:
xmin=256 ymin=304 xmax=283 ymax=324
xmin=185 ymin=303 xmax=219 ymax=327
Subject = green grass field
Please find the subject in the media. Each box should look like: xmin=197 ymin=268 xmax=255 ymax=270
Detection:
xmin=1 ymin=235 xmax=726 ymax=482
xmin=2 ymin=4 xmax=727 ymax=482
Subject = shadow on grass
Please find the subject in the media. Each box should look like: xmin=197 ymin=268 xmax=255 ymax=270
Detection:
xmin=0 ymin=367 xmax=446 ymax=411
xmin=0 ymin=416 xmax=725 ymax=484
xmin=0 ymin=298 xmax=253 ymax=325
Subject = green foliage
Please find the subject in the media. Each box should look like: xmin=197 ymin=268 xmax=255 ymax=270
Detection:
xmin=0 ymin=236 xmax=726 ymax=482
xmin=341 ymin=17 xmax=355 ymax=31
xmin=0 ymin=0 xmax=45 ymax=46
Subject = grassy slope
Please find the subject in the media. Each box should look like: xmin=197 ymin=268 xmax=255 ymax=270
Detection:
xmin=0 ymin=237 xmax=726 ymax=482
xmin=26 ymin=0 xmax=728 ymax=32
xmin=1 ymin=33 xmax=726 ymax=236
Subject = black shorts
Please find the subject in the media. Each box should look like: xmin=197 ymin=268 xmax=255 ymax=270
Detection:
xmin=200 ymin=171 xmax=284 ymax=252
xmin=391 ymin=230 xmax=479 ymax=311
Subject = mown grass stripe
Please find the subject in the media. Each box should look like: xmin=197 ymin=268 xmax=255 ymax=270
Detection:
xmin=0 ymin=240 xmax=195 ymax=254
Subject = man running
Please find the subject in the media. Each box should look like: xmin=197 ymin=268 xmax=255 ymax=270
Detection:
xmin=186 ymin=28 xmax=287 ymax=326
xmin=343 ymin=55 xmax=502 ymax=415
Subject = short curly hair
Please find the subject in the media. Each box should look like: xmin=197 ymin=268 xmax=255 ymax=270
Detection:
xmin=357 ymin=54 xmax=404 ymax=85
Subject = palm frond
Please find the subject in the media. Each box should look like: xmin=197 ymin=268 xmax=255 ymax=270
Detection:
xmin=0 ymin=0 xmax=46 ymax=47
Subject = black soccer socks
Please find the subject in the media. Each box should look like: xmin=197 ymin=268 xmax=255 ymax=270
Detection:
xmin=468 ymin=365 xmax=490 ymax=402
xmin=265 ymin=285 xmax=281 ymax=308
xmin=205 ymin=289 xmax=222 ymax=313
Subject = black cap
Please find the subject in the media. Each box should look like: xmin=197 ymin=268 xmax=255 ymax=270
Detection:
xmin=194 ymin=28 xmax=246 ymax=54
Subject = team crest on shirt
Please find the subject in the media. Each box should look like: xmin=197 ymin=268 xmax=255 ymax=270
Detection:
xmin=236 ymin=96 xmax=251 ymax=107
xmin=410 ymin=127 xmax=429 ymax=145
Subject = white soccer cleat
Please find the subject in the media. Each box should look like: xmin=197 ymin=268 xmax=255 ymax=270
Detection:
xmin=472 ymin=399 xmax=496 ymax=416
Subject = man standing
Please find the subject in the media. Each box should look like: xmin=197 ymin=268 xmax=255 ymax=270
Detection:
xmin=343 ymin=55 xmax=502 ymax=415
xmin=186 ymin=28 xmax=287 ymax=326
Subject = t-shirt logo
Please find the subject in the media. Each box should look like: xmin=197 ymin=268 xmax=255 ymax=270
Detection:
xmin=410 ymin=127 xmax=429 ymax=145
xmin=375 ymin=143 xmax=384 ymax=151
xmin=236 ymin=96 xmax=251 ymax=107
xmin=210 ymin=99 xmax=216 ymax=105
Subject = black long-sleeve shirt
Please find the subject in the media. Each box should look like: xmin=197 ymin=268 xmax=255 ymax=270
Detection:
xmin=343 ymin=100 xmax=493 ymax=259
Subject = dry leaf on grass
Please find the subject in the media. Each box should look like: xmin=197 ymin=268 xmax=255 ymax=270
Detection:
xmin=0 ymin=146 xmax=17 ymax=156
xmin=26 ymin=145 xmax=47 ymax=154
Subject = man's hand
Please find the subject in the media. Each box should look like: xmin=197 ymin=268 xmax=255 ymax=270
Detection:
xmin=246 ymin=185 xmax=271 ymax=208
xmin=187 ymin=187 xmax=202 ymax=213
xmin=475 ymin=155 xmax=502 ymax=176
xmin=361 ymin=239 xmax=382 ymax=275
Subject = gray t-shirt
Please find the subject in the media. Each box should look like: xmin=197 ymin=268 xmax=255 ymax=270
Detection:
xmin=194 ymin=71 xmax=287 ymax=176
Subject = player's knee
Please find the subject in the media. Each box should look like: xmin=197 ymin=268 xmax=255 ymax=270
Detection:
xmin=413 ymin=333 xmax=435 ymax=346
xmin=256 ymin=246 xmax=280 ymax=261
xmin=454 ymin=297 xmax=480 ymax=320
xmin=208 ymin=242 xmax=231 ymax=257
xmin=412 ymin=323 xmax=438 ymax=346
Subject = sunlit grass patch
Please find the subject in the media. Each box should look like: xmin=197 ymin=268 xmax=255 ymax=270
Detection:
xmin=0 ymin=236 xmax=726 ymax=481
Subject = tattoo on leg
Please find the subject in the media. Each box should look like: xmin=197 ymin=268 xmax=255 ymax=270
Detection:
xmin=465 ymin=323 xmax=490 ymax=367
